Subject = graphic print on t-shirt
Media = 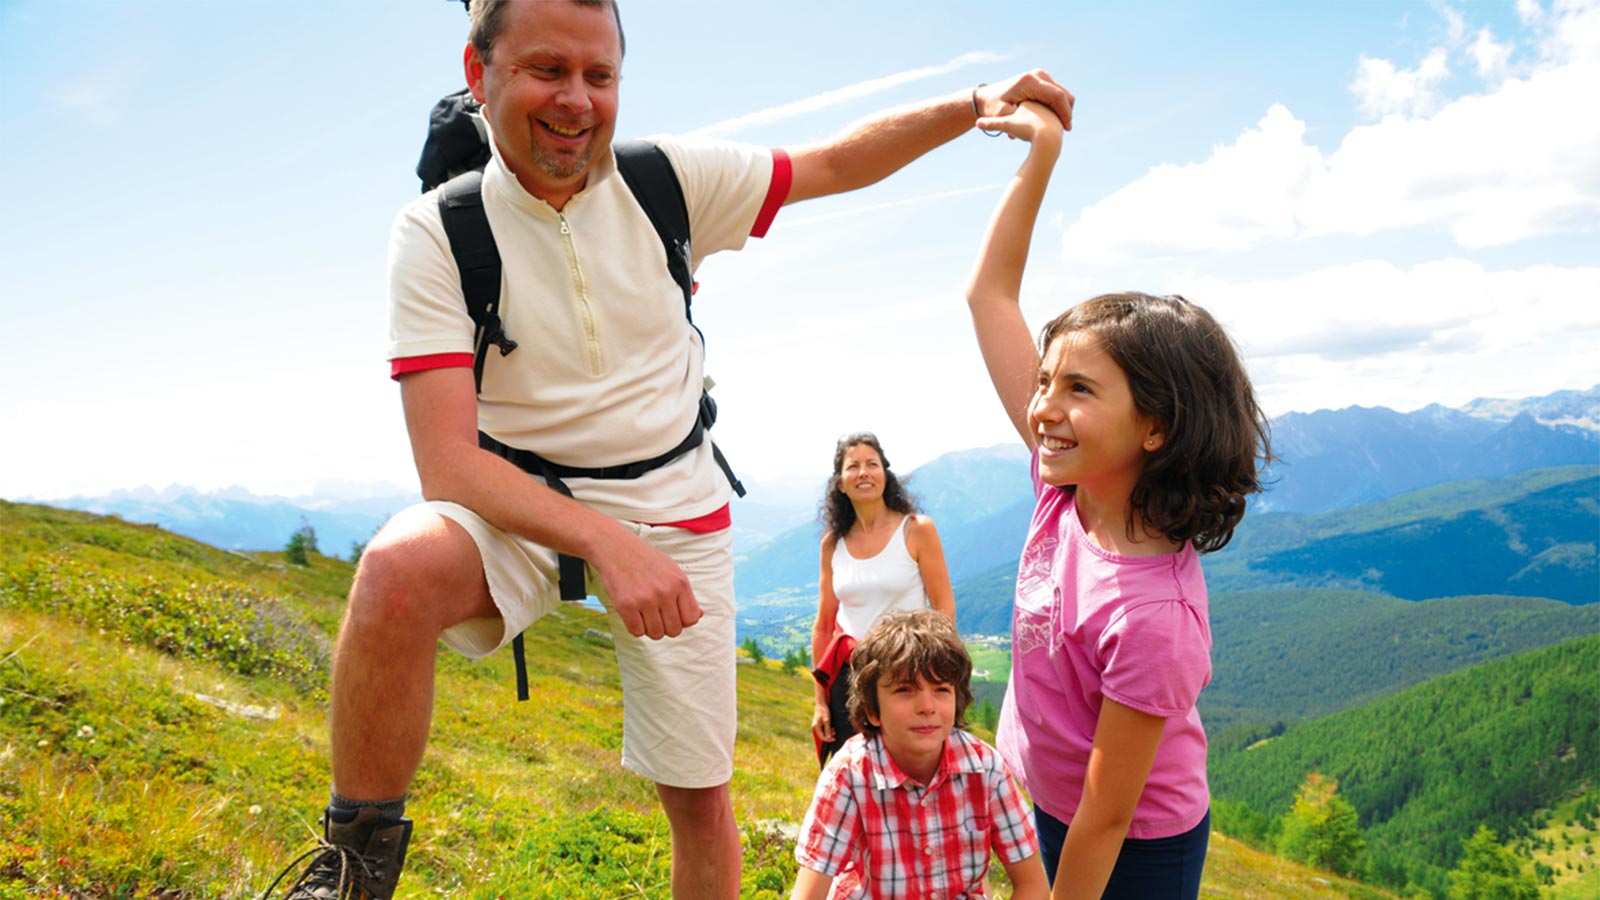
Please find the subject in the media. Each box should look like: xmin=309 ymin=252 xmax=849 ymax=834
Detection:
xmin=1013 ymin=529 xmax=1059 ymax=656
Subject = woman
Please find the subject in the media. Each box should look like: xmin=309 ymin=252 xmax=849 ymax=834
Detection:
xmin=811 ymin=432 xmax=955 ymax=765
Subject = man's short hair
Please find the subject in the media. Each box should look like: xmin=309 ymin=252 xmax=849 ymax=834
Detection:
xmin=468 ymin=0 xmax=626 ymax=64
xmin=847 ymin=609 xmax=974 ymax=737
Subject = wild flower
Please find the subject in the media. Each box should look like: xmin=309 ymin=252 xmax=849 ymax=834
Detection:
xmin=78 ymin=725 xmax=94 ymax=739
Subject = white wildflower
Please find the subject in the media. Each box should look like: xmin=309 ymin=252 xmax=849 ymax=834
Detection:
xmin=78 ymin=725 xmax=95 ymax=739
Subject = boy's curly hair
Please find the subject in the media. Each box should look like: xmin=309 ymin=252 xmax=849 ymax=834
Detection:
xmin=1038 ymin=292 xmax=1273 ymax=553
xmin=847 ymin=610 xmax=974 ymax=736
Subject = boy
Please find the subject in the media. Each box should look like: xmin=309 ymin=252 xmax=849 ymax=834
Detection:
xmin=791 ymin=610 xmax=1048 ymax=900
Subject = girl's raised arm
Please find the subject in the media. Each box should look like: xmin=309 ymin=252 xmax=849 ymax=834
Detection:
xmin=965 ymin=100 xmax=1064 ymax=448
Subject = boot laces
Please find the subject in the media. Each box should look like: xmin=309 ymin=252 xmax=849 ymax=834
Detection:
xmin=259 ymin=838 xmax=384 ymax=900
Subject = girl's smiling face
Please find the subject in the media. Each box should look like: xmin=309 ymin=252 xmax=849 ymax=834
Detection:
xmin=1028 ymin=330 xmax=1164 ymax=491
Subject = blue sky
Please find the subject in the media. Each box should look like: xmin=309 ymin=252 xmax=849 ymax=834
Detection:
xmin=1 ymin=0 xmax=1595 ymax=500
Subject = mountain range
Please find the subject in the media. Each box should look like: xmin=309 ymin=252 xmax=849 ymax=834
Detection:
xmin=15 ymin=385 xmax=1596 ymax=575
xmin=736 ymin=385 xmax=1599 ymax=624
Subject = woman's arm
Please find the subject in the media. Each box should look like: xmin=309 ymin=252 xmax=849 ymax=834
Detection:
xmin=905 ymin=514 xmax=955 ymax=623
xmin=1050 ymin=699 xmax=1167 ymax=900
xmin=965 ymin=100 xmax=1064 ymax=448
xmin=813 ymin=533 xmax=841 ymax=666
xmin=812 ymin=534 xmax=842 ymax=743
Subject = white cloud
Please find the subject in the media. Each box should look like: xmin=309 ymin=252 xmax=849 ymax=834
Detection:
xmin=1351 ymin=48 xmax=1451 ymax=118
xmin=1435 ymin=1 xmax=1469 ymax=43
xmin=1063 ymin=104 xmax=1322 ymax=264
xmin=1303 ymin=58 xmax=1600 ymax=246
xmin=1176 ymin=258 xmax=1600 ymax=415
xmin=1063 ymin=1 xmax=1600 ymax=261
xmin=1469 ymin=27 xmax=1515 ymax=83
xmin=686 ymin=51 xmax=1010 ymax=139
xmin=1518 ymin=0 xmax=1546 ymax=28
xmin=1541 ymin=0 xmax=1600 ymax=60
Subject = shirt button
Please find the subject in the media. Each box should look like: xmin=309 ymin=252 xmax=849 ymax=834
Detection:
xmin=924 ymin=845 xmax=933 ymax=855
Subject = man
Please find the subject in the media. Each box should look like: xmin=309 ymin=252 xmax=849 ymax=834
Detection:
xmin=266 ymin=2 xmax=1072 ymax=898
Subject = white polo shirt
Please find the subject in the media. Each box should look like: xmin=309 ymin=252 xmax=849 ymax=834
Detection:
xmin=386 ymin=130 xmax=788 ymax=524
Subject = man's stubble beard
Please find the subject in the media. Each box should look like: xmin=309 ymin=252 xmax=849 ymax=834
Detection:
xmin=531 ymin=142 xmax=593 ymax=181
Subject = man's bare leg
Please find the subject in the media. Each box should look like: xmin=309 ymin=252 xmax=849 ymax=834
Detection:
xmin=330 ymin=508 xmax=498 ymax=799
xmin=656 ymin=782 xmax=741 ymax=900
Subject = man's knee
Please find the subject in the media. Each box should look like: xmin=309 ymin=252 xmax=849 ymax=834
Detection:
xmin=656 ymin=782 xmax=733 ymax=825
xmin=346 ymin=507 xmax=494 ymax=634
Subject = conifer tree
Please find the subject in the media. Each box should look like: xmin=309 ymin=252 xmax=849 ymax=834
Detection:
xmin=741 ymin=636 xmax=765 ymax=665
xmin=1277 ymin=772 xmax=1366 ymax=876
xmin=1446 ymin=826 xmax=1540 ymax=900
xmin=781 ymin=647 xmax=807 ymax=676
xmin=284 ymin=519 xmax=318 ymax=566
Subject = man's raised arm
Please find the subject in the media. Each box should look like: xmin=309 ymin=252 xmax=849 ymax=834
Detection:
xmin=782 ymin=69 xmax=1074 ymax=206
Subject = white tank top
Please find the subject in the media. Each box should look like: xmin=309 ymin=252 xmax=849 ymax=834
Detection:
xmin=831 ymin=516 xmax=929 ymax=640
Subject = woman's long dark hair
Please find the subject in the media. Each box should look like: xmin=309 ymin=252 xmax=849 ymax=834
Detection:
xmin=1038 ymin=293 xmax=1273 ymax=553
xmin=820 ymin=432 xmax=918 ymax=539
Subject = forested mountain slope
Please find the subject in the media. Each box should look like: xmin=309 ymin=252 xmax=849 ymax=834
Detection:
xmin=1209 ymin=636 xmax=1599 ymax=898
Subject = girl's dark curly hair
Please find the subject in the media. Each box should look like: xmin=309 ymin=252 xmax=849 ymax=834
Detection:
xmin=820 ymin=432 xmax=918 ymax=539
xmin=1038 ymin=292 xmax=1273 ymax=553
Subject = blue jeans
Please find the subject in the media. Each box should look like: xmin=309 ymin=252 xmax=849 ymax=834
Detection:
xmin=1034 ymin=806 xmax=1210 ymax=899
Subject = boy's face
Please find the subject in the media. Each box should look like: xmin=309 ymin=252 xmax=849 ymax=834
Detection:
xmin=869 ymin=672 xmax=956 ymax=776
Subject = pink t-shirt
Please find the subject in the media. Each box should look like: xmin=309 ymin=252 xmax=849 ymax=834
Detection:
xmin=996 ymin=451 xmax=1212 ymax=839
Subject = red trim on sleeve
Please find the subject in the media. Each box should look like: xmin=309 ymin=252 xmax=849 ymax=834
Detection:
xmin=751 ymin=149 xmax=791 ymax=239
xmin=390 ymin=353 xmax=474 ymax=380
xmin=647 ymin=503 xmax=731 ymax=533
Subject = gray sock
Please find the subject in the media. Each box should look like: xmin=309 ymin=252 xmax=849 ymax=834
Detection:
xmin=328 ymin=790 xmax=407 ymax=823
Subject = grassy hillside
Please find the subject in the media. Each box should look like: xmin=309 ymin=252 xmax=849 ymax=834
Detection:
xmin=0 ymin=500 xmax=1406 ymax=898
xmin=1210 ymin=635 xmax=1600 ymax=898
xmin=1526 ymin=791 xmax=1600 ymax=900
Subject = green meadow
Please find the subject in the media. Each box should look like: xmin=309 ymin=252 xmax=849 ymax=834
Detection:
xmin=0 ymin=498 xmax=1527 ymax=899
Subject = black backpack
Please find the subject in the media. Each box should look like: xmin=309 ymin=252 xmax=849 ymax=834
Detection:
xmin=416 ymin=89 xmax=744 ymax=699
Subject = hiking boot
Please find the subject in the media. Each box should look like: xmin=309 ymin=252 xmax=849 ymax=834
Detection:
xmin=260 ymin=806 xmax=412 ymax=900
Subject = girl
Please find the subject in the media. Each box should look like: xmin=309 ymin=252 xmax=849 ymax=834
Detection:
xmin=810 ymin=432 xmax=955 ymax=765
xmin=966 ymin=101 xmax=1270 ymax=899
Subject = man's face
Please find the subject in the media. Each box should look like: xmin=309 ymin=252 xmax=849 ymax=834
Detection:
xmin=465 ymin=1 xmax=621 ymax=207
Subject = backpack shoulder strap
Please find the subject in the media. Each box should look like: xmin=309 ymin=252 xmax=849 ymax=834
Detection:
xmin=613 ymin=139 xmax=745 ymax=498
xmin=436 ymin=169 xmax=515 ymax=394
xmin=613 ymin=139 xmax=694 ymax=320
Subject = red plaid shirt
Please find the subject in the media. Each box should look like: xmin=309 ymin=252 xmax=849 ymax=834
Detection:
xmin=795 ymin=730 xmax=1039 ymax=900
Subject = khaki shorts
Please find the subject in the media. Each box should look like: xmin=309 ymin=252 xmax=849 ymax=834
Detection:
xmin=424 ymin=500 xmax=737 ymax=790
